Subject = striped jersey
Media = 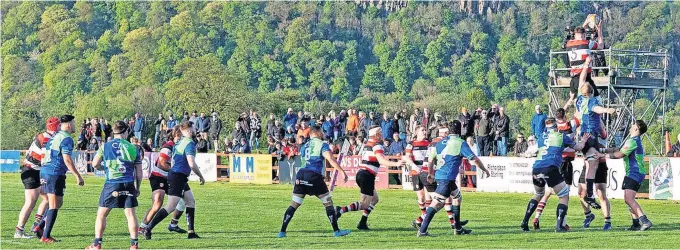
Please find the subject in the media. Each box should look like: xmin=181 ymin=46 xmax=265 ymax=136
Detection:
xmin=95 ymin=138 xmax=142 ymax=183
xmin=565 ymin=39 xmax=599 ymax=75
xmin=556 ymin=119 xmax=576 ymax=158
xmin=24 ymin=132 xmax=54 ymax=170
xmin=621 ymin=136 xmax=646 ymax=183
xmin=153 ymin=141 xmax=174 ymax=178
xmin=300 ymin=138 xmax=331 ymax=175
xmin=41 ymin=131 xmax=75 ymax=176
xmin=405 ymin=140 xmax=430 ymax=170
xmin=171 ymin=137 xmax=196 ymax=176
xmin=360 ymin=138 xmax=385 ymax=175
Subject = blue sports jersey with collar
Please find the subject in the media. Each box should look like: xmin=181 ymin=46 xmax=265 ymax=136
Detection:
xmin=95 ymin=138 xmax=142 ymax=183
xmin=41 ymin=130 xmax=75 ymax=176
xmin=533 ymin=129 xmax=575 ymax=169
xmin=171 ymin=137 xmax=196 ymax=175
xmin=300 ymin=138 xmax=331 ymax=175
xmin=575 ymin=96 xmax=601 ymax=134
xmin=428 ymin=135 xmax=476 ymax=181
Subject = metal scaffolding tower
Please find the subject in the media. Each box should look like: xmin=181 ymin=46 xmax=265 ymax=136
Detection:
xmin=548 ymin=49 xmax=670 ymax=155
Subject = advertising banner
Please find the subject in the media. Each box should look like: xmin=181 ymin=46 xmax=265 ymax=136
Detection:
xmin=476 ymin=157 xmax=534 ymax=194
xmin=190 ymin=153 xmax=218 ymax=182
xmin=569 ymin=159 xmax=626 ymax=199
xmin=72 ymin=151 xmax=91 ymax=175
xmin=278 ymin=156 xmax=301 ymax=184
xmin=401 ymin=167 xmax=414 ymax=190
xmin=230 ymin=154 xmax=272 ymax=184
xmin=0 ymin=150 xmax=21 ymax=173
xmin=649 ymin=157 xmax=673 ymax=200
xmin=336 ymin=156 xmax=389 ymax=190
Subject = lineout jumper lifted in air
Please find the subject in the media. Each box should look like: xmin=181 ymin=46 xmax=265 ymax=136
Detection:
xmin=548 ymin=47 xmax=670 ymax=155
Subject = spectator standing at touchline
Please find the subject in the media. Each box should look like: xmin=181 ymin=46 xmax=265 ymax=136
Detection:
xmin=189 ymin=111 xmax=199 ymax=134
xmin=209 ymin=112 xmax=222 ymax=152
xmin=250 ymin=111 xmax=262 ymax=151
xmin=346 ymin=109 xmax=359 ymax=137
xmin=398 ymin=109 xmax=408 ymax=141
xmin=198 ymin=112 xmax=211 ymax=149
xmin=458 ymin=107 xmax=474 ymax=139
xmin=474 ymin=110 xmax=493 ymax=156
xmin=154 ymin=113 xmax=165 ymax=148
xmin=531 ymin=105 xmax=547 ymax=140
xmin=666 ymin=133 xmax=680 ymax=157
xmin=513 ymin=133 xmax=528 ymax=156
xmin=494 ymin=107 xmax=510 ymax=156
xmin=133 ymin=112 xmax=144 ymax=141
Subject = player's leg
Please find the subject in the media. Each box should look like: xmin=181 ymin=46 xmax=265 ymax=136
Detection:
xmin=318 ymin=191 xmax=350 ymax=237
xmin=447 ymin=189 xmax=468 ymax=234
xmin=16 ymin=187 xmax=40 ymax=238
xmin=521 ymin=183 xmax=545 ymax=231
xmin=42 ymin=175 xmax=65 ymax=242
xmin=583 ymin=146 xmax=602 ymax=209
xmin=279 ymin=194 xmax=304 ymax=237
xmin=182 ymin=189 xmax=200 ymax=238
xmin=533 ymin=192 xmax=551 ymax=230
xmin=418 ymin=184 xmax=448 ymax=236
xmin=87 ymin=207 xmax=112 ymax=249
xmin=338 ymin=170 xmax=374 ymax=217
xmin=145 ymin=194 xmax=180 ymax=234
xmin=168 ymin=199 xmax=187 ymax=233
xmin=596 ymin=183 xmax=611 ymax=230
xmin=357 ymin=190 xmax=378 ymax=230
xmin=623 ymin=177 xmax=651 ymax=230
xmin=548 ymin=166 xmax=570 ymax=232
xmin=31 ymin=193 xmax=49 ymax=237
xmin=411 ymin=173 xmax=427 ymax=227
xmin=124 ymin=208 xmax=139 ymax=249
xmin=141 ymin=189 xmax=165 ymax=230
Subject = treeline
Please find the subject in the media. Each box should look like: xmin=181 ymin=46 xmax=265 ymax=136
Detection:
xmin=1 ymin=1 xmax=679 ymax=150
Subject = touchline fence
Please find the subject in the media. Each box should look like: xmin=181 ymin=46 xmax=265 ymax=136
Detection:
xmin=3 ymin=150 xmax=679 ymax=200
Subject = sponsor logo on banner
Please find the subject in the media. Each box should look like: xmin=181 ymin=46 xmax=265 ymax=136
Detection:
xmin=140 ymin=152 xmax=159 ymax=179
xmin=73 ymin=151 xmax=90 ymax=175
xmin=649 ymin=157 xmax=673 ymax=200
xmin=336 ymin=156 xmax=389 ymax=189
xmin=278 ymin=156 xmax=300 ymax=184
xmin=401 ymin=167 xmax=414 ymax=190
xmin=0 ymin=150 xmax=21 ymax=173
xmin=230 ymin=154 xmax=272 ymax=184
xmin=189 ymin=153 xmax=217 ymax=182
xmin=571 ymin=159 xmax=625 ymax=199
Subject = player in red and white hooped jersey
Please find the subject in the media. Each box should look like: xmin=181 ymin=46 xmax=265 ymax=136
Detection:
xmin=337 ymin=126 xmax=406 ymax=230
xmin=15 ymin=117 xmax=59 ymax=239
xmin=401 ymin=126 xmax=434 ymax=226
xmin=139 ymin=127 xmax=187 ymax=235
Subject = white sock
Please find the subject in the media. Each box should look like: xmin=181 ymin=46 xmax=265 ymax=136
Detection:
xmin=140 ymin=223 xmax=148 ymax=228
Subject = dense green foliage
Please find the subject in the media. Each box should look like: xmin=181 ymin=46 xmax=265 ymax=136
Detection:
xmin=3 ymin=174 xmax=680 ymax=248
xmin=2 ymin=1 xmax=679 ymax=150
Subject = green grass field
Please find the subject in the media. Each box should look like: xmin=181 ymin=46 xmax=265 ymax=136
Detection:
xmin=2 ymin=173 xmax=680 ymax=249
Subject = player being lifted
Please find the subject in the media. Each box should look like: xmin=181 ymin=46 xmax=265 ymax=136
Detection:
xmin=408 ymin=125 xmax=468 ymax=230
xmin=417 ymin=121 xmax=489 ymax=237
xmin=139 ymin=127 xmax=188 ymax=235
xmin=14 ymin=117 xmax=59 ymax=239
xmin=277 ymin=126 xmax=351 ymax=238
xmin=39 ymin=115 xmax=85 ymax=243
xmin=571 ymin=57 xmax=616 ymax=210
xmin=337 ymin=126 xmax=405 ymax=230
xmin=86 ymin=121 xmax=143 ymax=250
xmin=142 ymin=121 xmax=206 ymax=239
xmin=521 ymin=118 xmax=589 ymax=232
xmin=599 ymin=120 xmax=652 ymax=231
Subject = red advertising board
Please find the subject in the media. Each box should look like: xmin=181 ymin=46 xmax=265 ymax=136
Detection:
xmin=335 ymin=155 xmax=389 ymax=189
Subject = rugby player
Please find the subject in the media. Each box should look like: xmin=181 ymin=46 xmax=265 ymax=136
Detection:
xmin=139 ymin=127 xmax=188 ymax=235
xmin=278 ymin=126 xmax=351 ymax=238
xmin=143 ymin=121 xmax=206 ymax=239
xmin=403 ymin=126 xmax=434 ymax=226
xmin=600 ymin=120 xmax=652 ymax=231
xmin=410 ymin=124 xmax=468 ymax=230
xmin=572 ymin=57 xmax=616 ymax=209
xmin=336 ymin=126 xmax=406 ymax=230
xmin=39 ymin=114 xmax=85 ymax=243
xmin=521 ymin=118 xmax=588 ymax=232
xmin=86 ymin=121 xmax=143 ymax=250
xmin=417 ymin=121 xmax=489 ymax=237
xmin=15 ymin=117 xmax=58 ymax=239
xmin=578 ymin=157 xmax=611 ymax=230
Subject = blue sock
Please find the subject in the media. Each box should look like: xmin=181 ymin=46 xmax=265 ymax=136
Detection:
xmin=186 ymin=207 xmax=195 ymax=231
xmin=43 ymin=209 xmax=59 ymax=238
xmin=93 ymin=238 xmax=103 ymax=246
xmin=130 ymin=238 xmax=138 ymax=247
xmin=419 ymin=207 xmax=437 ymax=234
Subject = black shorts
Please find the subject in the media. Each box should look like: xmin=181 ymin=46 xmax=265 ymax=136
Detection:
xmin=412 ymin=172 xmax=437 ymax=192
xmin=21 ymin=166 xmax=41 ymax=189
xmin=578 ymin=161 xmax=608 ymax=184
xmin=98 ymin=182 xmax=138 ymax=208
xmin=40 ymin=174 xmax=66 ymax=196
xmin=149 ymin=175 xmax=168 ymax=193
xmin=580 ymin=134 xmax=600 ymax=156
xmin=622 ymin=176 xmax=642 ymax=192
xmin=532 ymin=166 xmax=564 ymax=188
xmin=570 ymin=73 xmax=599 ymax=96
xmin=292 ymin=170 xmax=329 ymax=196
xmin=434 ymin=179 xmax=458 ymax=198
xmin=356 ymin=169 xmax=376 ymax=196
xmin=560 ymin=161 xmax=573 ymax=186
xmin=167 ymin=172 xmax=191 ymax=198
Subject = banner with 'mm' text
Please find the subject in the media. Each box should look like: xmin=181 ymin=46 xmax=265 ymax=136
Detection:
xmin=230 ymin=154 xmax=272 ymax=184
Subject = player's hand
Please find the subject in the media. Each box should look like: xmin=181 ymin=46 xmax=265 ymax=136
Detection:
xmin=483 ymin=169 xmax=491 ymax=178
xmin=581 ymin=133 xmax=591 ymax=141
xmin=427 ymin=174 xmax=434 ymax=183
xmin=606 ymin=108 xmax=616 ymax=114
xmin=199 ymin=176 xmax=205 ymax=185
xmin=135 ymin=189 xmax=141 ymax=197
xmin=396 ymin=160 xmax=407 ymax=166
xmin=75 ymin=175 xmax=84 ymax=186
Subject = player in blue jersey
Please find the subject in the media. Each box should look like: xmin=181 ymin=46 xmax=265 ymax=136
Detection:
xmin=417 ymin=121 xmax=490 ymax=237
xmin=86 ymin=121 xmax=143 ymax=250
xmin=278 ymin=126 xmax=351 ymax=238
xmin=143 ymin=121 xmax=206 ymax=240
xmin=600 ymin=120 xmax=652 ymax=231
xmin=521 ymin=118 xmax=588 ymax=232
xmin=39 ymin=115 xmax=85 ymax=243
xmin=571 ymin=66 xmax=616 ymax=209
